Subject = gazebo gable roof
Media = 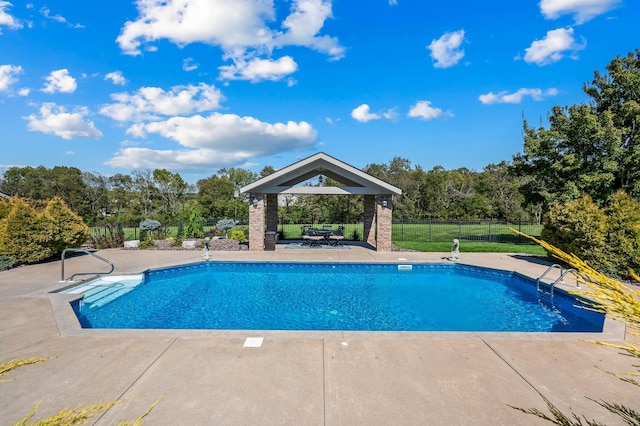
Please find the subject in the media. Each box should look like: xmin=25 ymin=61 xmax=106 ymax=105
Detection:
xmin=240 ymin=152 xmax=402 ymax=195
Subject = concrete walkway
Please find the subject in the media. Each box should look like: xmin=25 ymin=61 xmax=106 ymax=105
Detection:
xmin=0 ymin=245 xmax=635 ymax=425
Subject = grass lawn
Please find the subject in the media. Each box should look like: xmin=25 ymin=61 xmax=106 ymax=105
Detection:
xmin=393 ymin=241 xmax=547 ymax=255
xmin=92 ymin=221 xmax=546 ymax=255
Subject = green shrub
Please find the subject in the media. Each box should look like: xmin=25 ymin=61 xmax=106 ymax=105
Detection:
xmin=0 ymin=197 xmax=89 ymax=264
xmin=0 ymin=255 xmax=18 ymax=271
xmin=604 ymin=191 xmax=640 ymax=275
xmin=138 ymin=239 xmax=156 ymax=249
xmin=230 ymin=229 xmax=247 ymax=242
xmin=216 ymin=218 xmax=236 ymax=238
xmin=542 ymin=192 xmax=640 ymax=278
xmin=183 ymin=209 xmax=204 ymax=238
xmin=541 ymin=195 xmax=608 ymax=271
xmin=0 ymin=198 xmax=48 ymax=263
xmin=90 ymin=221 xmax=125 ymax=249
xmin=140 ymin=219 xmax=161 ymax=232
xmin=140 ymin=218 xmax=161 ymax=241
xmin=0 ymin=200 xmax=11 ymax=220
xmin=42 ymin=197 xmax=89 ymax=253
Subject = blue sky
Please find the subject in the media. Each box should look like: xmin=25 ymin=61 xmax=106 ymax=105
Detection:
xmin=0 ymin=0 xmax=638 ymax=183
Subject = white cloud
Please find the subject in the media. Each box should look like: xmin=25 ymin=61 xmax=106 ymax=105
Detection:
xmin=40 ymin=7 xmax=65 ymax=23
xmin=24 ymin=103 xmax=103 ymax=140
xmin=18 ymin=87 xmax=29 ymax=96
xmin=40 ymin=6 xmax=84 ymax=28
xmin=523 ymin=27 xmax=586 ymax=65
xmin=106 ymin=113 xmax=317 ymax=171
xmin=105 ymin=147 xmax=255 ymax=171
xmin=0 ymin=1 xmax=22 ymax=32
xmin=389 ymin=0 xmax=398 ymax=5
xmin=219 ymin=56 xmax=298 ymax=82
xmin=182 ymin=57 xmax=199 ymax=72
xmin=478 ymin=88 xmax=559 ymax=104
xmin=382 ymin=108 xmax=399 ymax=121
xmin=116 ymin=0 xmax=274 ymax=55
xmin=274 ymin=0 xmax=344 ymax=60
xmin=105 ymin=71 xmax=126 ymax=86
xmin=427 ymin=30 xmax=465 ymax=69
xmin=116 ymin=0 xmax=343 ymax=81
xmin=42 ymin=69 xmax=77 ymax=94
xmin=351 ymin=104 xmax=399 ymax=123
xmin=140 ymin=113 xmax=316 ymax=149
xmin=351 ymin=104 xmax=381 ymax=122
xmin=540 ymin=0 xmax=621 ymax=24
xmin=100 ymin=83 xmax=224 ymax=122
xmin=0 ymin=64 xmax=23 ymax=91
xmin=407 ymin=101 xmax=445 ymax=120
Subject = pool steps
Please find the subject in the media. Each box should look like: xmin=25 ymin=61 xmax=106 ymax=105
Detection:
xmin=62 ymin=275 xmax=143 ymax=309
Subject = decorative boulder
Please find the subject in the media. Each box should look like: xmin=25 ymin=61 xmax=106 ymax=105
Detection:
xmin=124 ymin=240 xmax=140 ymax=248
xmin=182 ymin=240 xmax=198 ymax=249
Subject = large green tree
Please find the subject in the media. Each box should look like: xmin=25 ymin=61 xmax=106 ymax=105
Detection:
xmin=152 ymin=168 xmax=188 ymax=222
xmin=82 ymin=171 xmax=109 ymax=224
xmin=0 ymin=166 xmax=90 ymax=217
xmin=513 ymin=50 xmax=640 ymax=211
xmin=196 ymin=175 xmax=236 ymax=220
xmin=585 ymin=49 xmax=640 ymax=197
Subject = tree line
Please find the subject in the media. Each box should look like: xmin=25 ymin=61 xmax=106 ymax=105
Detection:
xmin=0 ymin=161 xmax=531 ymax=226
xmin=1 ymin=50 xmax=638 ymax=228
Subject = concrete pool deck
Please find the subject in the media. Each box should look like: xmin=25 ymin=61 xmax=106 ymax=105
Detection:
xmin=0 ymin=245 xmax=635 ymax=425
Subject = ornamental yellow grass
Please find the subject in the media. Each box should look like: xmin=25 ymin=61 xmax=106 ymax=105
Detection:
xmin=0 ymin=357 xmax=51 ymax=382
xmin=2 ymin=357 xmax=161 ymax=425
xmin=510 ymin=230 xmax=640 ymax=424
xmin=12 ymin=400 xmax=125 ymax=426
xmin=512 ymin=229 xmax=640 ymax=371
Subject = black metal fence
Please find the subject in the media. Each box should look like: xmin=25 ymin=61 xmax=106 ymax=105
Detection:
xmin=90 ymin=218 xmax=542 ymax=244
xmin=391 ymin=218 xmax=542 ymax=244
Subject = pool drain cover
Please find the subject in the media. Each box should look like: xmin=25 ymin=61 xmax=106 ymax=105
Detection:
xmin=243 ymin=337 xmax=264 ymax=348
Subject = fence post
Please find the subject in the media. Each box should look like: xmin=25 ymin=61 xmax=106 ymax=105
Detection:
xmin=428 ymin=218 xmax=432 ymax=242
xmin=401 ymin=218 xmax=404 ymax=242
xmin=518 ymin=218 xmax=522 ymax=244
xmin=458 ymin=220 xmax=462 ymax=240
xmin=488 ymin=218 xmax=491 ymax=243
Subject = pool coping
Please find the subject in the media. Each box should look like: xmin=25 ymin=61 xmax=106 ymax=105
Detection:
xmin=47 ymin=259 xmax=626 ymax=341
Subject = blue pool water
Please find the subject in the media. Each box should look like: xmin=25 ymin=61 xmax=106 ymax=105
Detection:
xmin=68 ymin=262 xmax=604 ymax=332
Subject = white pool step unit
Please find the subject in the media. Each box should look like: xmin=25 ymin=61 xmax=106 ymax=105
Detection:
xmin=62 ymin=274 xmax=144 ymax=309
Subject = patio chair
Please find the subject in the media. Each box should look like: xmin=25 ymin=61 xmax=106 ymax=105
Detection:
xmin=302 ymin=228 xmax=324 ymax=247
xmin=328 ymin=226 xmax=345 ymax=246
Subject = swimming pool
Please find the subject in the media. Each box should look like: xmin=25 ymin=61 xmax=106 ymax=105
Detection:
xmin=64 ymin=262 xmax=604 ymax=332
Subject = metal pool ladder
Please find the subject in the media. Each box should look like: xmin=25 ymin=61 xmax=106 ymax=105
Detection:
xmin=535 ymin=264 xmax=582 ymax=303
xmin=60 ymin=248 xmax=114 ymax=282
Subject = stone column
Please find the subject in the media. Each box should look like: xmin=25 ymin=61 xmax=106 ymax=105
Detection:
xmin=248 ymin=193 xmax=264 ymax=251
xmin=376 ymin=194 xmax=393 ymax=252
xmin=363 ymin=194 xmax=376 ymax=247
xmin=266 ymin=193 xmax=278 ymax=232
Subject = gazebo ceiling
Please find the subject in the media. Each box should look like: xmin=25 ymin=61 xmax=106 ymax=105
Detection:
xmin=240 ymin=152 xmax=402 ymax=196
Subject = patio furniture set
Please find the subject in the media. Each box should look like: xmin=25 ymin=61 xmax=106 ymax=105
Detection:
xmin=301 ymin=226 xmax=345 ymax=247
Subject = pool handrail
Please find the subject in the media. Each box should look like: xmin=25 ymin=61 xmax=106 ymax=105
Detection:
xmin=536 ymin=264 xmax=584 ymax=302
xmin=61 ymin=248 xmax=114 ymax=282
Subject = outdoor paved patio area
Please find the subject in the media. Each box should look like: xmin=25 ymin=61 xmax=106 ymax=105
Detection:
xmin=0 ymin=244 xmax=635 ymax=425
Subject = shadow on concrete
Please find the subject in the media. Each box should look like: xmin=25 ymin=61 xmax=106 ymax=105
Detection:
xmin=509 ymin=254 xmax=554 ymax=267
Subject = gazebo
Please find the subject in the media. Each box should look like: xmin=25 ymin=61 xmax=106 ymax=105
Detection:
xmin=240 ymin=152 xmax=402 ymax=251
